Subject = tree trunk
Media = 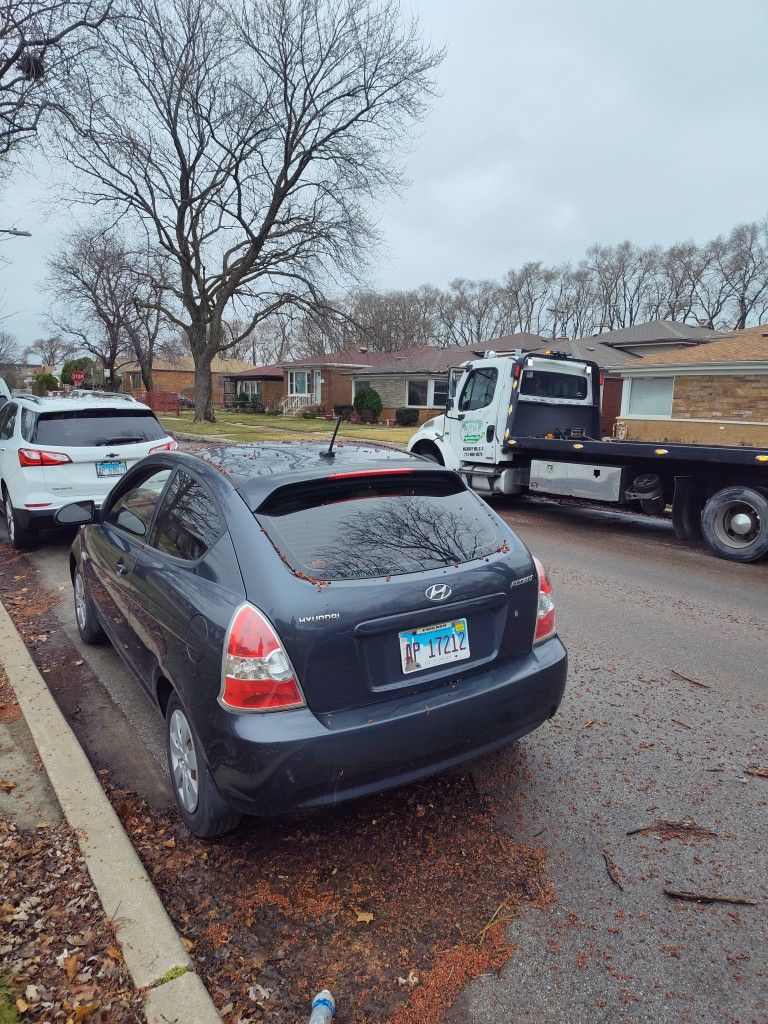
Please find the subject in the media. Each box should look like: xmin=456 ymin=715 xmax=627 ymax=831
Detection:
xmin=188 ymin=319 xmax=219 ymax=423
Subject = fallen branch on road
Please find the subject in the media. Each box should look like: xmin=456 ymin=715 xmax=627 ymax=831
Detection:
xmin=668 ymin=668 xmax=711 ymax=689
xmin=663 ymin=888 xmax=757 ymax=907
xmin=626 ymin=819 xmax=717 ymax=840
xmin=745 ymin=767 xmax=768 ymax=779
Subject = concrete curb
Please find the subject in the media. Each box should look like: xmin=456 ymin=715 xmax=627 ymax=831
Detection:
xmin=0 ymin=598 xmax=222 ymax=1024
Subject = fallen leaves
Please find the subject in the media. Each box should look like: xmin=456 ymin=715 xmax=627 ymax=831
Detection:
xmin=354 ymin=908 xmax=374 ymax=924
xmin=663 ymin=889 xmax=757 ymax=907
xmin=0 ymin=779 xmax=16 ymax=793
xmin=745 ymin=767 xmax=768 ymax=779
xmin=0 ymin=818 xmax=143 ymax=1023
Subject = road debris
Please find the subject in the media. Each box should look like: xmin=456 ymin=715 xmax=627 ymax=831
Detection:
xmin=663 ymin=889 xmax=757 ymax=907
xmin=601 ymin=850 xmax=624 ymax=891
xmin=668 ymin=668 xmax=712 ymax=689
xmin=745 ymin=767 xmax=768 ymax=779
xmin=626 ymin=819 xmax=717 ymax=840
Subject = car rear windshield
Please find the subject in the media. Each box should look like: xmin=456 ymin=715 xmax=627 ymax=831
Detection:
xmin=520 ymin=369 xmax=588 ymax=400
xmin=30 ymin=409 xmax=167 ymax=447
xmin=256 ymin=472 xmax=505 ymax=580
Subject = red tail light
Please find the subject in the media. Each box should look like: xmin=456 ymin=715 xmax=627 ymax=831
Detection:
xmin=328 ymin=468 xmax=416 ymax=480
xmin=599 ymin=372 xmax=604 ymax=387
xmin=532 ymin=556 xmax=555 ymax=644
xmin=18 ymin=448 xmax=72 ymax=467
xmin=220 ymin=604 xmax=304 ymax=711
xmin=149 ymin=439 xmax=178 ymax=454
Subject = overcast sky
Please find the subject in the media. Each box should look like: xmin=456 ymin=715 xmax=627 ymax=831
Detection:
xmin=2 ymin=0 xmax=767 ymax=345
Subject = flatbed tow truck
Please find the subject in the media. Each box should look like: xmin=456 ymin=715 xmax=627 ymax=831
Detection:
xmin=407 ymin=350 xmax=768 ymax=563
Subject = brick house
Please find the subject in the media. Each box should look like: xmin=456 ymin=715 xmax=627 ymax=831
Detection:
xmin=224 ymin=364 xmax=284 ymax=411
xmin=278 ymin=349 xmax=398 ymax=413
xmin=122 ymin=356 xmax=257 ymax=405
xmin=615 ymin=325 xmax=768 ymax=446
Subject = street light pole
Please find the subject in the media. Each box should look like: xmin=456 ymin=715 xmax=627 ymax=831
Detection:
xmin=0 ymin=228 xmax=32 ymax=237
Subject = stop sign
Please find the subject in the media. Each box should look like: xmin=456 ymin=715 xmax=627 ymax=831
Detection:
xmin=71 ymin=370 xmax=85 ymax=385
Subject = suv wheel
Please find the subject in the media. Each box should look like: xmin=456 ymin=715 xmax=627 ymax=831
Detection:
xmin=73 ymin=565 xmax=106 ymax=644
xmin=3 ymin=488 xmax=37 ymax=550
xmin=165 ymin=693 xmax=241 ymax=839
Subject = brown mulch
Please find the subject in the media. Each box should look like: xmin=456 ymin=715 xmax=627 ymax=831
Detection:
xmin=0 ymin=663 xmax=21 ymax=722
xmin=0 ymin=818 xmax=144 ymax=1022
xmin=110 ymin=772 xmax=551 ymax=1024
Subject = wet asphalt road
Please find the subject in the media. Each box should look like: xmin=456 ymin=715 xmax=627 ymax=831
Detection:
xmin=5 ymin=497 xmax=768 ymax=1023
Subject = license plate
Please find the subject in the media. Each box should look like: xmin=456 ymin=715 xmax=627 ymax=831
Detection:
xmin=96 ymin=460 xmax=127 ymax=478
xmin=399 ymin=619 xmax=470 ymax=675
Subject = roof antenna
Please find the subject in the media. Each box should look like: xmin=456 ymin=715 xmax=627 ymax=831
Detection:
xmin=320 ymin=414 xmax=343 ymax=460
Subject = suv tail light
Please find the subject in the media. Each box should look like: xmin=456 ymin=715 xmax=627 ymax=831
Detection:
xmin=19 ymin=448 xmax=73 ymax=467
xmin=220 ymin=604 xmax=305 ymax=711
xmin=149 ymin=440 xmax=178 ymax=454
xmin=532 ymin=556 xmax=555 ymax=644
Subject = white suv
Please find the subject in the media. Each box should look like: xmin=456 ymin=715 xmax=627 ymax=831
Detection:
xmin=0 ymin=394 xmax=176 ymax=548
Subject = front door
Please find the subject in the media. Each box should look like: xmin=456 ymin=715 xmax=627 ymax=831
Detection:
xmin=451 ymin=362 xmax=503 ymax=464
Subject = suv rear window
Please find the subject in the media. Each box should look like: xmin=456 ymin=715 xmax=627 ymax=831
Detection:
xmin=257 ymin=472 xmax=505 ymax=580
xmin=32 ymin=409 xmax=167 ymax=447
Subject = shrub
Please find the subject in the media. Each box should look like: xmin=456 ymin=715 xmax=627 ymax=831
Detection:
xmin=61 ymin=356 xmax=95 ymax=387
xmin=333 ymin=403 xmax=354 ymax=421
xmin=249 ymin=396 xmax=265 ymax=413
xmin=353 ymin=387 xmax=383 ymax=424
xmin=395 ymin=407 xmax=419 ymax=427
xmin=234 ymin=393 xmax=250 ymax=410
xmin=33 ymin=371 xmax=59 ymax=395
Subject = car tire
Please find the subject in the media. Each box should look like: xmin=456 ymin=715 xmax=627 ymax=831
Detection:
xmin=701 ymin=486 xmax=768 ymax=563
xmin=165 ymin=693 xmax=242 ymax=840
xmin=73 ymin=564 xmax=106 ymax=644
xmin=3 ymin=487 xmax=38 ymax=550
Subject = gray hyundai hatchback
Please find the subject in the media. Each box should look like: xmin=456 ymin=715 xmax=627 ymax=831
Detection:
xmin=61 ymin=442 xmax=567 ymax=837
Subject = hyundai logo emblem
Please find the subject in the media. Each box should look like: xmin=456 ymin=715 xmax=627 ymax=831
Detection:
xmin=425 ymin=583 xmax=452 ymax=602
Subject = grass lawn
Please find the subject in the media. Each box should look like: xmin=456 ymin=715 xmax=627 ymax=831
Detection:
xmin=159 ymin=410 xmax=419 ymax=446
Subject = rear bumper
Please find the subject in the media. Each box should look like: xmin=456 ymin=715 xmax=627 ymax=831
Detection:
xmin=193 ymin=636 xmax=567 ymax=816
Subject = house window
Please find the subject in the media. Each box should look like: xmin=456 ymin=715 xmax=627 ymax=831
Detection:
xmin=353 ymin=379 xmax=373 ymax=399
xmin=406 ymin=377 xmax=450 ymax=408
xmin=407 ymin=379 xmax=429 ymax=406
xmin=238 ymin=381 xmax=261 ymax=398
xmin=289 ymin=370 xmax=310 ymax=395
xmin=432 ymin=378 xmax=449 ymax=407
xmin=626 ymin=377 xmax=674 ymax=417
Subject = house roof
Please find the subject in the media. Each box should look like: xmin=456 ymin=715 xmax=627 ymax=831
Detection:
xmin=230 ymin=363 xmax=284 ymax=379
xmin=282 ymin=348 xmax=395 ymax=369
xmin=341 ymin=334 xmax=549 ymax=376
xmin=122 ymin=356 xmax=257 ymax=374
xmin=622 ymin=324 xmax=768 ymax=369
xmin=582 ymin=319 xmax=719 ymax=349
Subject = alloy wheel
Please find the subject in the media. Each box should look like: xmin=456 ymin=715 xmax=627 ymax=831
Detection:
xmin=74 ymin=571 xmax=87 ymax=632
xmin=5 ymin=497 xmax=14 ymax=545
xmin=169 ymin=708 xmax=200 ymax=813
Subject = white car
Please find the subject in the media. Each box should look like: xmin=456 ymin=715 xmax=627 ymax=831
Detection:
xmin=0 ymin=394 xmax=176 ymax=548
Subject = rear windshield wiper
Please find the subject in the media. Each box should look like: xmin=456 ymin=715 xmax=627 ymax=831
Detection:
xmin=94 ymin=435 xmax=146 ymax=445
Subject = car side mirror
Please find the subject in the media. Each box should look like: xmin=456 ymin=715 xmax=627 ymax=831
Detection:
xmin=55 ymin=500 xmax=97 ymax=526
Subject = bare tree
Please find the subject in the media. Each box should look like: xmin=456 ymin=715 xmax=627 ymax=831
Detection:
xmin=46 ymin=226 xmax=168 ymax=389
xmin=0 ymin=0 xmax=111 ymax=158
xmin=58 ymin=0 xmax=442 ymax=420
xmin=24 ymin=333 xmax=78 ymax=367
xmin=713 ymin=221 xmax=768 ymax=330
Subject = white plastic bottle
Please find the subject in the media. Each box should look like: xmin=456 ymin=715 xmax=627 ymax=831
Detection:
xmin=308 ymin=989 xmax=336 ymax=1023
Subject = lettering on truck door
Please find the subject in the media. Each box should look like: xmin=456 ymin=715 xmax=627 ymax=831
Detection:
xmin=455 ymin=365 xmax=502 ymax=463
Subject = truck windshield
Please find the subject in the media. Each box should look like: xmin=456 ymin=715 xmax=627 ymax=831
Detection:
xmin=520 ymin=369 xmax=588 ymax=401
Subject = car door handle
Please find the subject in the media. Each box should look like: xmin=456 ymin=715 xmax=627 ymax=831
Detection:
xmin=115 ymin=559 xmax=129 ymax=576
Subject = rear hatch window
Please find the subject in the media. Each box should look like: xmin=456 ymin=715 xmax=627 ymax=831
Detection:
xmin=31 ymin=409 xmax=167 ymax=447
xmin=257 ymin=470 xmax=505 ymax=580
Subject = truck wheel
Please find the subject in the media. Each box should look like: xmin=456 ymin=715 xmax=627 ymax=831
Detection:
xmin=701 ymin=486 xmax=768 ymax=563
xmin=412 ymin=442 xmax=444 ymax=465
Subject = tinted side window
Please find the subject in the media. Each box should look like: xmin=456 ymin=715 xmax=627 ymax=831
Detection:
xmin=106 ymin=468 xmax=172 ymax=538
xmin=520 ymin=370 xmax=588 ymax=400
xmin=152 ymin=470 xmax=222 ymax=561
xmin=459 ymin=369 xmax=498 ymax=411
xmin=0 ymin=403 xmax=17 ymax=440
